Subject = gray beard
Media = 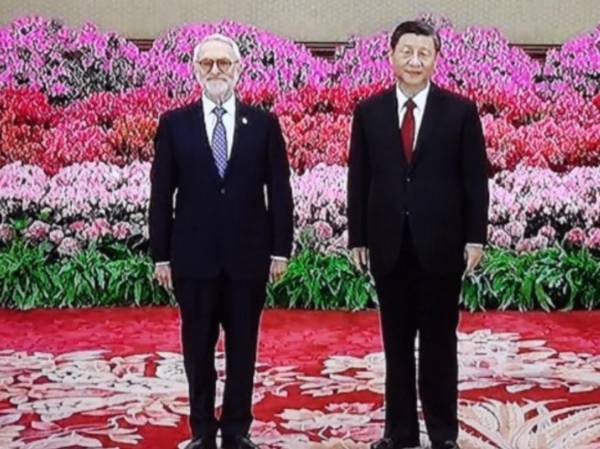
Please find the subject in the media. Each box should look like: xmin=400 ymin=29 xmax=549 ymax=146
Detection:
xmin=204 ymin=82 xmax=234 ymax=105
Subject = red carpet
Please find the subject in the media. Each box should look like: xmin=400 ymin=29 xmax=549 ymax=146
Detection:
xmin=1 ymin=308 xmax=599 ymax=448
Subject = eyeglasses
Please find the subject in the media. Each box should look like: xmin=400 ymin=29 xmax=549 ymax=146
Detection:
xmin=396 ymin=48 xmax=434 ymax=63
xmin=196 ymin=58 xmax=238 ymax=74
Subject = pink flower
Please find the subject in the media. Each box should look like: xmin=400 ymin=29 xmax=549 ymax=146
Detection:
xmin=23 ymin=220 xmax=50 ymax=241
xmin=537 ymin=225 xmax=557 ymax=242
xmin=69 ymin=221 xmax=86 ymax=232
xmin=313 ymin=221 xmax=334 ymax=241
xmin=0 ymin=224 xmax=16 ymax=243
xmin=57 ymin=237 xmax=81 ymax=256
xmin=505 ymin=222 xmax=525 ymax=239
xmin=585 ymin=228 xmax=600 ymax=250
xmin=489 ymin=227 xmax=512 ymax=247
xmin=48 ymin=229 xmax=64 ymax=244
xmin=564 ymin=228 xmax=586 ymax=247
xmin=112 ymin=221 xmax=132 ymax=239
xmin=82 ymin=218 xmax=111 ymax=241
xmin=1 ymin=16 xmax=141 ymax=102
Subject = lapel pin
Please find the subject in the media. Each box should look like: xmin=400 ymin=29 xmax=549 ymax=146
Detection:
xmin=241 ymin=116 xmax=248 ymax=125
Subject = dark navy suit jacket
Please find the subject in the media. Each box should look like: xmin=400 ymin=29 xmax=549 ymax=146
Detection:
xmin=347 ymin=83 xmax=489 ymax=277
xmin=149 ymin=99 xmax=293 ymax=280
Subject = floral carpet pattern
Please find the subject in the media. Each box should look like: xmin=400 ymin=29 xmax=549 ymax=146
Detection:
xmin=1 ymin=308 xmax=599 ymax=449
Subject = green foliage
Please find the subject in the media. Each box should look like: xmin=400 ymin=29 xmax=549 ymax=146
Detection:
xmin=1 ymin=240 xmax=599 ymax=311
xmin=0 ymin=240 xmax=172 ymax=309
xmin=267 ymin=248 xmax=376 ymax=311
xmin=462 ymin=246 xmax=600 ymax=311
xmin=0 ymin=240 xmax=55 ymax=309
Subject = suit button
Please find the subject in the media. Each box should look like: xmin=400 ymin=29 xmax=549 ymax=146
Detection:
xmin=406 ymin=177 xmax=411 ymax=183
xmin=404 ymin=210 xmax=410 ymax=216
xmin=220 ymin=188 xmax=225 ymax=194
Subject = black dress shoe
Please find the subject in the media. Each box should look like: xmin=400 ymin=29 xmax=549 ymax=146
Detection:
xmin=370 ymin=438 xmax=395 ymax=449
xmin=222 ymin=435 xmax=260 ymax=449
xmin=184 ymin=435 xmax=217 ymax=449
xmin=432 ymin=441 xmax=461 ymax=449
xmin=371 ymin=438 xmax=421 ymax=449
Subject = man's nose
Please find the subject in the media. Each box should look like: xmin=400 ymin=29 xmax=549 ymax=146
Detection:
xmin=408 ymin=53 xmax=422 ymax=66
xmin=209 ymin=62 xmax=220 ymax=75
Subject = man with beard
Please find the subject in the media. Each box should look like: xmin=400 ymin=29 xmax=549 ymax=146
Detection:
xmin=347 ymin=21 xmax=489 ymax=449
xmin=149 ymin=34 xmax=293 ymax=449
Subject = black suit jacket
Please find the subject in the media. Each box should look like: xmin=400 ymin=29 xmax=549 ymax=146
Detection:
xmin=149 ymin=99 xmax=293 ymax=280
xmin=347 ymin=83 xmax=489 ymax=277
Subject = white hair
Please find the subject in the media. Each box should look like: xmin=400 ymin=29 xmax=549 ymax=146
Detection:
xmin=192 ymin=33 xmax=242 ymax=62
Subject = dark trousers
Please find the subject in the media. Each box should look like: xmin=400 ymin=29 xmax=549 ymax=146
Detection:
xmin=374 ymin=226 xmax=462 ymax=446
xmin=173 ymin=274 xmax=267 ymax=439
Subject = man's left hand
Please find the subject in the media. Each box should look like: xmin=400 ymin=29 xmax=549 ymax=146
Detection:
xmin=269 ymin=259 xmax=288 ymax=283
xmin=463 ymin=244 xmax=484 ymax=278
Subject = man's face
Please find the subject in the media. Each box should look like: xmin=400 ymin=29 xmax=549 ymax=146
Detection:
xmin=390 ymin=33 xmax=437 ymax=89
xmin=194 ymin=40 xmax=241 ymax=101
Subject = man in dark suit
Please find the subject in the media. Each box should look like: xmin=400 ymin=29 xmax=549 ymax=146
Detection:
xmin=149 ymin=34 xmax=293 ymax=449
xmin=347 ymin=21 xmax=489 ymax=449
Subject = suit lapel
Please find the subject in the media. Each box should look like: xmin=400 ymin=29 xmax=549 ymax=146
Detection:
xmin=412 ymin=83 xmax=443 ymax=168
xmin=189 ymin=100 xmax=221 ymax=183
xmin=224 ymin=99 xmax=249 ymax=180
xmin=379 ymin=88 xmax=410 ymax=167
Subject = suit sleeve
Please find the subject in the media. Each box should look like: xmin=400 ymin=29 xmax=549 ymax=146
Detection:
xmin=347 ymin=104 xmax=370 ymax=248
xmin=266 ymin=113 xmax=294 ymax=259
xmin=460 ymin=101 xmax=489 ymax=245
xmin=148 ymin=113 xmax=177 ymax=263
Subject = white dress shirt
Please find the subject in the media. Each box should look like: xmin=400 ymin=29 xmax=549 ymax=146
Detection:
xmin=202 ymin=93 xmax=236 ymax=159
xmin=396 ymin=82 xmax=430 ymax=150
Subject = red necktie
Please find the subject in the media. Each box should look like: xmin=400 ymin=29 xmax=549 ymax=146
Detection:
xmin=400 ymin=99 xmax=416 ymax=164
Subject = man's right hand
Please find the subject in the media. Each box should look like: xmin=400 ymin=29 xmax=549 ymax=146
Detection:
xmin=154 ymin=262 xmax=173 ymax=290
xmin=351 ymin=247 xmax=369 ymax=272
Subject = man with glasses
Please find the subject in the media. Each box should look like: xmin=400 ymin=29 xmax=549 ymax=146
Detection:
xmin=347 ymin=21 xmax=489 ymax=449
xmin=149 ymin=34 xmax=293 ymax=449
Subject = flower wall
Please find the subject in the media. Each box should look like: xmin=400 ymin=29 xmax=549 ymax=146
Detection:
xmin=1 ymin=16 xmax=599 ymax=309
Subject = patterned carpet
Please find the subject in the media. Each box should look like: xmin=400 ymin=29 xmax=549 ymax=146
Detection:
xmin=1 ymin=308 xmax=599 ymax=449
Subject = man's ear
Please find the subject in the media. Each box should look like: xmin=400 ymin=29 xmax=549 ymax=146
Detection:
xmin=431 ymin=52 xmax=440 ymax=70
xmin=236 ymin=62 xmax=245 ymax=78
xmin=388 ymin=49 xmax=394 ymax=65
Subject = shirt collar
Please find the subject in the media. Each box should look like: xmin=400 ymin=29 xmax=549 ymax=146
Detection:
xmin=202 ymin=93 xmax=236 ymax=117
xmin=396 ymin=82 xmax=430 ymax=111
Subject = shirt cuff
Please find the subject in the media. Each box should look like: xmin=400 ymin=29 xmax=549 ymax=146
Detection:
xmin=155 ymin=261 xmax=170 ymax=266
xmin=270 ymin=255 xmax=288 ymax=262
xmin=465 ymin=243 xmax=484 ymax=249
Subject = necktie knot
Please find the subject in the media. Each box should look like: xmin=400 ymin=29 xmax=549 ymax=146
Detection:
xmin=404 ymin=99 xmax=416 ymax=112
xmin=213 ymin=106 xmax=226 ymax=120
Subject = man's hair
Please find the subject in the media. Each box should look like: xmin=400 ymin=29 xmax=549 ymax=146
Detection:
xmin=192 ymin=33 xmax=242 ymax=62
xmin=390 ymin=21 xmax=441 ymax=53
